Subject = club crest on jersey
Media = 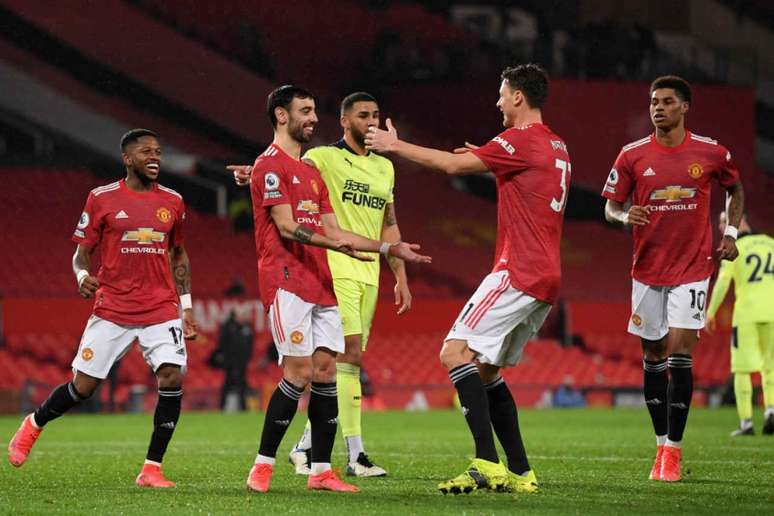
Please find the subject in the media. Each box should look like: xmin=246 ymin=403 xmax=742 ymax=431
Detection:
xmin=81 ymin=347 xmax=94 ymax=361
xmin=77 ymin=212 xmax=90 ymax=229
xmin=265 ymin=172 xmax=280 ymax=191
xmin=650 ymin=186 xmax=696 ymax=202
xmin=296 ymin=200 xmax=320 ymax=214
xmin=310 ymin=179 xmax=319 ymax=194
xmin=122 ymin=228 xmax=166 ymax=244
xmin=631 ymin=314 xmax=642 ymax=327
xmin=290 ymin=331 xmax=304 ymax=344
xmin=156 ymin=207 xmax=172 ymax=223
xmin=688 ymin=163 xmax=703 ymax=179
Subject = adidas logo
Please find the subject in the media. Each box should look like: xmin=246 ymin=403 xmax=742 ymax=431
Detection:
xmin=643 ymin=168 xmax=656 ymax=176
xmin=327 ymin=417 xmax=338 ymax=425
xmin=461 ymin=406 xmax=469 ymax=416
xmin=176 ymin=348 xmax=186 ymax=356
xmin=292 ymin=176 xmax=301 ymax=184
xmin=160 ymin=422 xmax=175 ymax=429
xmin=115 ymin=210 xmax=129 ymax=219
xmin=274 ymin=419 xmax=291 ymax=426
xmin=670 ymin=402 xmax=688 ymax=410
xmin=645 ymin=398 xmax=663 ymax=406
xmin=693 ymin=312 xmax=703 ymax=321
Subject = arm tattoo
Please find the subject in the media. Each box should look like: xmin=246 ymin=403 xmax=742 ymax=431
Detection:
xmin=384 ymin=203 xmax=398 ymax=227
xmin=726 ymin=183 xmax=745 ymax=228
xmin=293 ymin=225 xmax=315 ymax=243
xmin=171 ymin=248 xmax=192 ymax=295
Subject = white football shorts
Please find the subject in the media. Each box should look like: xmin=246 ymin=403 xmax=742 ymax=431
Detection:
xmin=72 ymin=315 xmax=187 ymax=379
xmin=269 ymin=288 xmax=345 ymax=363
xmin=446 ymin=270 xmax=551 ymax=368
xmin=628 ymin=276 xmax=710 ymax=340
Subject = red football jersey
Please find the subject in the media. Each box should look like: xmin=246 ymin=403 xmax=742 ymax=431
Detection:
xmin=250 ymin=143 xmax=336 ymax=309
xmin=72 ymin=179 xmax=185 ymax=325
xmin=471 ymin=123 xmax=571 ymax=304
xmin=601 ymin=132 xmax=740 ymax=285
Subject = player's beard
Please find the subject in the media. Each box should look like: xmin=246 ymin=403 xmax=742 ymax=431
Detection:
xmin=133 ymin=164 xmax=157 ymax=185
xmin=289 ymin=117 xmax=314 ymax=143
xmin=349 ymin=125 xmax=368 ymax=149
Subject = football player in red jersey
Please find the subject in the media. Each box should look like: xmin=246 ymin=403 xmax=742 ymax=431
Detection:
xmin=601 ymin=76 xmax=744 ymax=482
xmin=7 ymin=129 xmax=198 ymax=488
xmin=366 ymin=64 xmax=566 ymax=495
xmin=240 ymin=85 xmax=430 ymax=494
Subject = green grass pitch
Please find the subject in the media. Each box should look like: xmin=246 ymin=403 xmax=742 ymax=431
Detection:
xmin=1 ymin=408 xmax=772 ymax=514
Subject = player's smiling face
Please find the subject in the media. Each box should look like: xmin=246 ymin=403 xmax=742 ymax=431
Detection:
xmin=286 ymin=97 xmax=318 ymax=143
xmin=650 ymin=88 xmax=688 ymax=131
xmin=496 ymin=80 xmax=518 ymax=127
xmin=123 ymin=136 xmax=161 ymax=182
xmin=343 ymin=101 xmax=379 ymax=147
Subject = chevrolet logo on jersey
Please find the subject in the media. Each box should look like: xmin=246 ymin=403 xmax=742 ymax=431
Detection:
xmin=122 ymin=228 xmax=166 ymax=244
xmin=296 ymin=200 xmax=320 ymax=214
xmin=650 ymin=186 xmax=697 ymax=202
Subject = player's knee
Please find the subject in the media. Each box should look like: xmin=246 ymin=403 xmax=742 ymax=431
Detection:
xmin=285 ymin=362 xmax=314 ymax=387
xmin=641 ymin=338 xmax=667 ymax=360
xmin=72 ymin=374 xmax=100 ymax=399
xmin=439 ymin=341 xmax=468 ymax=370
xmin=156 ymin=364 xmax=183 ymax=389
xmin=312 ymin=360 xmax=337 ymax=383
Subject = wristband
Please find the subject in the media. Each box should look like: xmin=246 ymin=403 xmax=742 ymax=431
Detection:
xmin=76 ymin=270 xmax=89 ymax=287
xmin=180 ymin=293 xmax=193 ymax=310
xmin=379 ymin=242 xmax=392 ymax=256
xmin=724 ymin=225 xmax=738 ymax=240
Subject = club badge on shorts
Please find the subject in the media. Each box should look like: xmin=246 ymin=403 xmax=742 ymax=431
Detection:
xmin=631 ymin=314 xmax=642 ymax=327
xmin=81 ymin=348 xmax=94 ymax=361
xmin=290 ymin=331 xmax=304 ymax=344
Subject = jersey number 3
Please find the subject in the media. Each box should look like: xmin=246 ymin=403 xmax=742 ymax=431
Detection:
xmin=551 ymin=159 xmax=571 ymax=212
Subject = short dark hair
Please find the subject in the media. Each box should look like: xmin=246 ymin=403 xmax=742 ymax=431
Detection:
xmin=650 ymin=75 xmax=692 ymax=103
xmin=340 ymin=91 xmax=377 ymax=116
xmin=266 ymin=85 xmax=316 ymax=128
xmin=120 ymin=128 xmax=158 ymax=151
xmin=501 ymin=64 xmax=549 ymax=109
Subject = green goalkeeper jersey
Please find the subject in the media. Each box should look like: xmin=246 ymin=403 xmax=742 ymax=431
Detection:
xmin=303 ymin=140 xmax=395 ymax=286
xmin=707 ymin=233 xmax=774 ymax=326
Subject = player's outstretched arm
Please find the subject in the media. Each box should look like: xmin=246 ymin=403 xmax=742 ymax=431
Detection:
xmin=604 ymin=199 xmax=649 ymax=226
xmin=170 ymin=244 xmax=198 ymax=340
xmin=72 ymin=244 xmax=98 ymax=299
xmin=717 ymin=181 xmax=744 ymax=261
xmin=269 ymin=204 xmax=374 ymax=262
xmin=365 ymin=119 xmax=488 ymax=176
xmin=226 ymin=165 xmax=252 ymax=186
xmin=321 ymin=212 xmax=432 ymax=265
xmin=382 ymin=203 xmax=412 ymax=315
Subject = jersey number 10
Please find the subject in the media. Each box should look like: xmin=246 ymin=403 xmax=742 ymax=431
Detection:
xmin=551 ymin=159 xmax=571 ymax=213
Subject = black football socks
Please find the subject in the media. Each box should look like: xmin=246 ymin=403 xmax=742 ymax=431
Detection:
xmin=485 ymin=376 xmax=530 ymax=474
xmin=449 ymin=363 xmax=499 ymax=464
xmin=308 ymin=382 xmax=338 ymax=466
xmin=258 ymin=379 xmax=304 ymax=459
xmin=33 ymin=381 xmax=88 ymax=427
xmin=643 ymin=358 xmax=669 ymax=437
xmin=667 ymin=354 xmax=693 ymax=442
xmin=146 ymin=387 xmax=182 ymax=463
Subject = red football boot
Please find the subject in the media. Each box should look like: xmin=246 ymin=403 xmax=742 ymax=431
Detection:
xmin=136 ymin=463 xmax=176 ymax=488
xmin=660 ymin=446 xmax=682 ymax=482
xmin=246 ymin=463 xmax=273 ymax=493
xmin=8 ymin=414 xmax=43 ymax=467
xmin=649 ymin=445 xmax=664 ymax=480
xmin=307 ymin=469 xmax=359 ymax=492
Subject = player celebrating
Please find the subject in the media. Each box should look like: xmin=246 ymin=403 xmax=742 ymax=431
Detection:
xmin=286 ymin=92 xmax=408 ymax=477
xmin=366 ymin=64 xmax=569 ymax=495
xmin=232 ymin=92 xmax=410 ymax=477
xmin=241 ymin=85 xmax=430 ymax=494
xmin=7 ymin=129 xmax=198 ymax=488
xmin=706 ymin=211 xmax=774 ymax=436
xmin=601 ymin=76 xmax=744 ymax=482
